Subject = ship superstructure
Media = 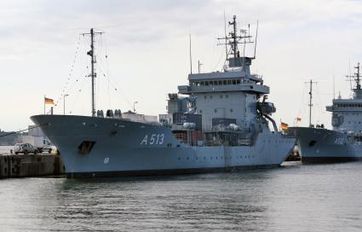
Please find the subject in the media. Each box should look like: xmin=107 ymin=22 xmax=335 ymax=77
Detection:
xmin=327 ymin=63 xmax=362 ymax=132
xmin=291 ymin=63 xmax=362 ymax=162
xmin=31 ymin=16 xmax=294 ymax=177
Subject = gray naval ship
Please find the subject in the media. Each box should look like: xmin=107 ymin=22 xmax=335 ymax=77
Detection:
xmin=291 ymin=63 xmax=362 ymax=163
xmin=31 ymin=16 xmax=295 ymax=177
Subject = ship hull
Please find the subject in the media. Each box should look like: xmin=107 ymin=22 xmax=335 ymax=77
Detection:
xmin=31 ymin=115 xmax=295 ymax=178
xmin=290 ymin=127 xmax=362 ymax=163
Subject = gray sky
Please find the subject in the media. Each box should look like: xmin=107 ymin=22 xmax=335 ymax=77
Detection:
xmin=1 ymin=0 xmax=362 ymax=131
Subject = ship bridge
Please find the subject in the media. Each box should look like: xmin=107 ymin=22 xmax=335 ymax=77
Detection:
xmin=327 ymin=98 xmax=362 ymax=131
xmin=178 ymin=57 xmax=269 ymax=95
xmin=177 ymin=55 xmax=270 ymax=132
xmin=326 ymin=99 xmax=362 ymax=113
xmin=327 ymin=63 xmax=362 ymax=131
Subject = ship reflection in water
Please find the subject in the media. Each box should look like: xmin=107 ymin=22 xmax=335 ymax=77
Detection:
xmin=1 ymin=162 xmax=362 ymax=231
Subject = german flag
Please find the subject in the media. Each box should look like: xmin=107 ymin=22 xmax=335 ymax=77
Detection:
xmin=280 ymin=122 xmax=288 ymax=131
xmin=44 ymin=97 xmax=54 ymax=105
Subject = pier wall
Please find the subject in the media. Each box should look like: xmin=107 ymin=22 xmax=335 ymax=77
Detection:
xmin=0 ymin=154 xmax=64 ymax=178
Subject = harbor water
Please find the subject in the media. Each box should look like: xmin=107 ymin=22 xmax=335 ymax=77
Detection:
xmin=1 ymin=160 xmax=362 ymax=231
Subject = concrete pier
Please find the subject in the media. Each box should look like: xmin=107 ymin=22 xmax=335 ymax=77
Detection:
xmin=0 ymin=154 xmax=64 ymax=178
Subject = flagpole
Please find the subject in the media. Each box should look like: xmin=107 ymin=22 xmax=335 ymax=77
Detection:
xmin=44 ymin=96 xmax=46 ymax=114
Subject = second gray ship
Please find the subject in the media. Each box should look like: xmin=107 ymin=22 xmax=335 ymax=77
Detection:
xmin=31 ymin=16 xmax=295 ymax=177
xmin=291 ymin=63 xmax=362 ymax=163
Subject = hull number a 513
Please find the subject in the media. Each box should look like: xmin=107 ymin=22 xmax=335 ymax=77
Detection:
xmin=140 ymin=134 xmax=165 ymax=145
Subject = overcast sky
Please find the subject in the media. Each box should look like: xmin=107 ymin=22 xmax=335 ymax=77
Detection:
xmin=1 ymin=0 xmax=362 ymax=131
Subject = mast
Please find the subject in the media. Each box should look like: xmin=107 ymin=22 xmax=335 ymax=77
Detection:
xmin=82 ymin=28 xmax=103 ymax=117
xmin=307 ymin=80 xmax=317 ymax=127
xmin=346 ymin=62 xmax=361 ymax=98
xmin=90 ymin=28 xmax=95 ymax=117
xmin=198 ymin=60 xmax=202 ymax=73
xmin=189 ymin=34 xmax=193 ymax=74
xmin=231 ymin=15 xmax=237 ymax=60
xmin=308 ymin=80 xmax=313 ymax=127
xmin=217 ymin=15 xmax=253 ymax=69
xmin=223 ymin=11 xmax=228 ymax=61
xmin=253 ymin=20 xmax=259 ymax=59
xmin=355 ymin=62 xmax=361 ymax=90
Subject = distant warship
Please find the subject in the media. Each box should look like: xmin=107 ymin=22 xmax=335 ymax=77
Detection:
xmin=31 ymin=16 xmax=295 ymax=177
xmin=291 ymin=63 xmax=362 ymax=163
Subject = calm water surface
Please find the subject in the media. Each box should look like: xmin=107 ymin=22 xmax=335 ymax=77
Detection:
xmin=1 ymin=161 xmax=362 ymax=232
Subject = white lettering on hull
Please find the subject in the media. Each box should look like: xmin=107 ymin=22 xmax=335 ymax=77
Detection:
xmin=140 ymin=134 xmax=165 ymax=145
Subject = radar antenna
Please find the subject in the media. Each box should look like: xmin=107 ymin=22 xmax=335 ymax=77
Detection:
xmin=217 ymin=15 xmax=254 ymax=69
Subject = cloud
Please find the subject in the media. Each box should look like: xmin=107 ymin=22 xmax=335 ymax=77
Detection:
xmin=1 ymin=0 xmax=362 ymax=130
